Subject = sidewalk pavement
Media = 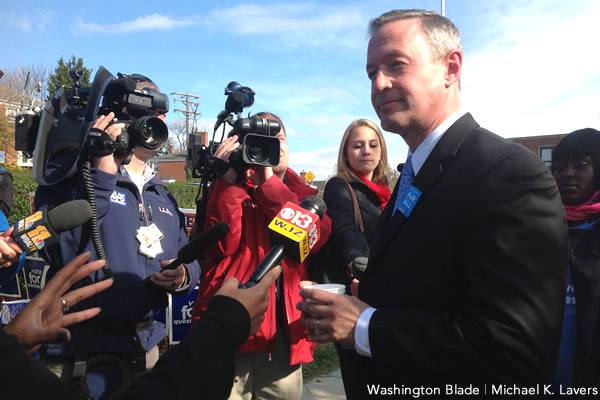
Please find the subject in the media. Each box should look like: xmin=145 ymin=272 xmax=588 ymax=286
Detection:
xmin=302 ymin=368 xmax=346 ymax=400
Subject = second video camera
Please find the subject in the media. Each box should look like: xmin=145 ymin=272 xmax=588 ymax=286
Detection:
xmin=228 ymin=116 xmax=281 ymax=168
xmin=188 ymin=81 xmax=281 ymax=180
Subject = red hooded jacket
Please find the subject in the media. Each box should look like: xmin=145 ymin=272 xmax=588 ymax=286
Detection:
xmin=191 ymin=169 xmax=331 ymax=365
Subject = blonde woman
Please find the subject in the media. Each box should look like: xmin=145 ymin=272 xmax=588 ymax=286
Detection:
xmin=323 ymin=119 xmax=390 ymax=288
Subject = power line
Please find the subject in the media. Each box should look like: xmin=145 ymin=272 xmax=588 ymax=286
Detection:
xmin=171 ymin=92 xmax=202 ymax=140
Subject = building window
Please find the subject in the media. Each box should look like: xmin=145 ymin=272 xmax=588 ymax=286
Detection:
xmin=539 ymin=147 xmax=554 ymax=169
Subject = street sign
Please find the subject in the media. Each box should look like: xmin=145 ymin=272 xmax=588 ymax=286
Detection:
xmin=304 ymin=171 xmax=315 ymax=184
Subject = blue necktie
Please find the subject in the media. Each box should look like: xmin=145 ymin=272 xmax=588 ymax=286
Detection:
xmin=392 ymin=154 xmax=415 ymax=217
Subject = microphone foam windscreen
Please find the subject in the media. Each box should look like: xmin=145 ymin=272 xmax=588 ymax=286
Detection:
xmin=299 ymin=195 xmax=326 ymax=219
xmin=47 ymin=200 xmax=93 ymax=232
xmin=104 ymin=77 xmax=137 ymax=96
xmin=178 ymin=222 xmax=230 ymax=263
xmin=225 ymin=91 xmax=246 ymax=113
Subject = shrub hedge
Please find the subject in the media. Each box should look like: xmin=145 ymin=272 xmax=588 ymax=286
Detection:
xmin=4 ymin=165 xmax=37 ymax=225
xmin=4 ymin=165 xmax=201 ymax=224
xmin=164 ymin=181 xmax=201 ymax=209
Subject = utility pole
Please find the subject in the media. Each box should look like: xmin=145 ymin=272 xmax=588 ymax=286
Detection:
xmin=171 ymin=92 xmax=202 ymax=149
xmin=441 ymin=0 xmax=445 ymax=16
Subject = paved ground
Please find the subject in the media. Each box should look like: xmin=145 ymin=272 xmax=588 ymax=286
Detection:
xmin=302 ymin=369 xmax=346 ymax=400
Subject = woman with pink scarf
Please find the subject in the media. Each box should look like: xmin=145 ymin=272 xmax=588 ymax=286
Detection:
xmin=551 ymin=128 xmax=600 ymax=390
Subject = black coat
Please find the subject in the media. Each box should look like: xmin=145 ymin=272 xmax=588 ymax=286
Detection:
xmin=341 ymin=113 xmax=568 ymax=397
xmin=567 ymin=222 xmax=600 ymax=386
xmin=323 ymin=176 xmax=384 ymax=269
xmin=0 ymin=296 xmax=249 ymax=400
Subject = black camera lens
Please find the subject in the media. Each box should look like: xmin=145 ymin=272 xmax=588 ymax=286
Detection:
xmin=141 ymin=120 xmax=155 ymax=140
xmin=246 ymin=141 xmax=271 ymax=164
xmin=128 ymin=115 xmax=168 ymax=150
xmin=241 ymin=134 xmax=280 ymax=167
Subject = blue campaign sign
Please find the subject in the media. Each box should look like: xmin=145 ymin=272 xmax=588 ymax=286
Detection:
xmin=0 ymin=262 xmax=22 ymax=298
xmin=1 ymin=299 xmax=29 ymax=325
xmin=154 ymin=306 xmax=166 ymax=325
xmin=167 ymin=285 xmax=198 ymax=345
xmin=23 ymin=256 xmax=51 ymax=298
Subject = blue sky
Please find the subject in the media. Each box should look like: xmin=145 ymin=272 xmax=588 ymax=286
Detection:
xmin=2 ymin=0 xmax=599 ymax=181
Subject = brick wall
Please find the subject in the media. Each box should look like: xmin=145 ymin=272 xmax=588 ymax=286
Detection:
xmin=157 ymin=161 xmax=187 ymax=181
xmin=511 ymin=134 xmax=567 ymax=155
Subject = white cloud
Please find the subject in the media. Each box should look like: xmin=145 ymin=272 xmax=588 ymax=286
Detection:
xmin=462 ymin=0 xmax=600 ymax=138
xmin=288 ymin=145 xmax=340 ymax=181
xmin=74 ymin=13 xmax=197 ymax=34
xmin=207 ymin=4 xmax=363 ymax=35
xmin=2 ymin=10 xmax=54 ymax=33
xmin=5 ymin=14 xmax=33 ymax=32
xmin=205 ymin=3 xmax=366 ymax=51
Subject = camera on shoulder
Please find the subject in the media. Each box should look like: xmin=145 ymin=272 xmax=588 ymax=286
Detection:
xmin=187 ymin=81 xmax=281 ymax=181
xmin=14 ymin=67 xmax=170 ymax=186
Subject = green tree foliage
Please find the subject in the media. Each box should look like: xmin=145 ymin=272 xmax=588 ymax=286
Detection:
xmin=3 ymin=166 xmax=37 ymax=225
xmin=46 ymin=56 xmax=92 ymax=100
xmin=0 ymin=113 xmax=12 ymax=154
xmin=386 ymin=164 xmax=400 ymax=189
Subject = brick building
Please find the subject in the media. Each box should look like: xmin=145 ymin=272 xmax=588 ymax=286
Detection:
xmin=510 ymin=134 xmax=568 ymax=169
xmin=151 ymin=131 xmax=209 ymax=182
xmin=151 ymin=151 xmax=188 ymax=181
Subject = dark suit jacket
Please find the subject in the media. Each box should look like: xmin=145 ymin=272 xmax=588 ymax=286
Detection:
xmin=341 ymin=113 xmax=568 ymax=397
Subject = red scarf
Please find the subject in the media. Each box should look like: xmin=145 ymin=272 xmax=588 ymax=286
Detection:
xmin=354 ymin=173 xmax=391 ymax=209
xmin=564 ymin=190 xmax=600 ymax=222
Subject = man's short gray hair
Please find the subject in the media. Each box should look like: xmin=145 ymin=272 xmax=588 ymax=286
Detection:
xmin=368 ymin=9 xmax=462 ymax=61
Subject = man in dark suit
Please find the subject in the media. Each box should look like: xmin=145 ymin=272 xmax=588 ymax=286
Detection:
xmin=297 ymin=9 xmax=568 ymax=398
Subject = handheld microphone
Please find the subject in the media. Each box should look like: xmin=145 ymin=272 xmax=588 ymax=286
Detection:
xmin=12 ymin=200 xmax=93 ymax=254
xmin=161 ymin=222 xmax=230 ymax=270
xmin=239 ymin=195 xmax=326 ymax=289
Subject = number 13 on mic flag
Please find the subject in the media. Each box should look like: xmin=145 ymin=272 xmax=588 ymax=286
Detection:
xmin=268 ymin=201 xmax=320 ymax=263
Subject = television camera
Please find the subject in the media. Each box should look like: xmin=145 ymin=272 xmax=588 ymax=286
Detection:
xmin=187 ymin=81 xmax=282 ymax=235
xmin=187 ymin=81 xmax=281 ymax=181
xmin=14 ymin=66 xmax=169 ymax=186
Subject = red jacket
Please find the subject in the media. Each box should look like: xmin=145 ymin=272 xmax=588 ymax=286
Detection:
xmin=191 ymin=169 xmax=331 ymax=365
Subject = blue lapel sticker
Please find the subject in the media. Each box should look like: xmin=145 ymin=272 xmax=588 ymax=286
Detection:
xmin=398 ymin=185 xmax=421 ymax=217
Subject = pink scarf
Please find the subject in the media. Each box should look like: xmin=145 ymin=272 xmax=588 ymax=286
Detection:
xmin=564 ymin=190 xmax=600 ymax=222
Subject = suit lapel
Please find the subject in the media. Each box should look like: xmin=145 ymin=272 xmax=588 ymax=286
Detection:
xmin=369 ymin=113 xmax=480 ymax=262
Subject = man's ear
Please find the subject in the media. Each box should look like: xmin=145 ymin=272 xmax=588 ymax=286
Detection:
xmin=445 ymin=49 xmax=462 ymax=88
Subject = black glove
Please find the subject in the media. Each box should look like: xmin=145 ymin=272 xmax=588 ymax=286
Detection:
xmin=350 ymin=256 xmax=368 ymax=280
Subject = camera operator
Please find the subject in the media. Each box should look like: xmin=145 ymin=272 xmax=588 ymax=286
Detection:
xmin=34 ymin=74 xmax=201 ymax=399
xmin=190 ymin=112 xmax=332 ymax=400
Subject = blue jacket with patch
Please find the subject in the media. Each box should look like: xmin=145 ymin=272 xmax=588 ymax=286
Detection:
xmin=35 ymin=167 xmax=201 ymax=356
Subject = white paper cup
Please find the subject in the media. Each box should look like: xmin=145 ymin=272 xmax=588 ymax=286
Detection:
xmin=304 ymin=283 xmax=346 ymax=296
xmin=303 ymin=283 xmax=345 ymax=334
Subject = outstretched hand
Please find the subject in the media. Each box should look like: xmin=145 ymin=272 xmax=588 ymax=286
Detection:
xmin=215 ymin=266 xmax=281 ymax=336
xmin=2 ymin=251 xmax=113 ymax=353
